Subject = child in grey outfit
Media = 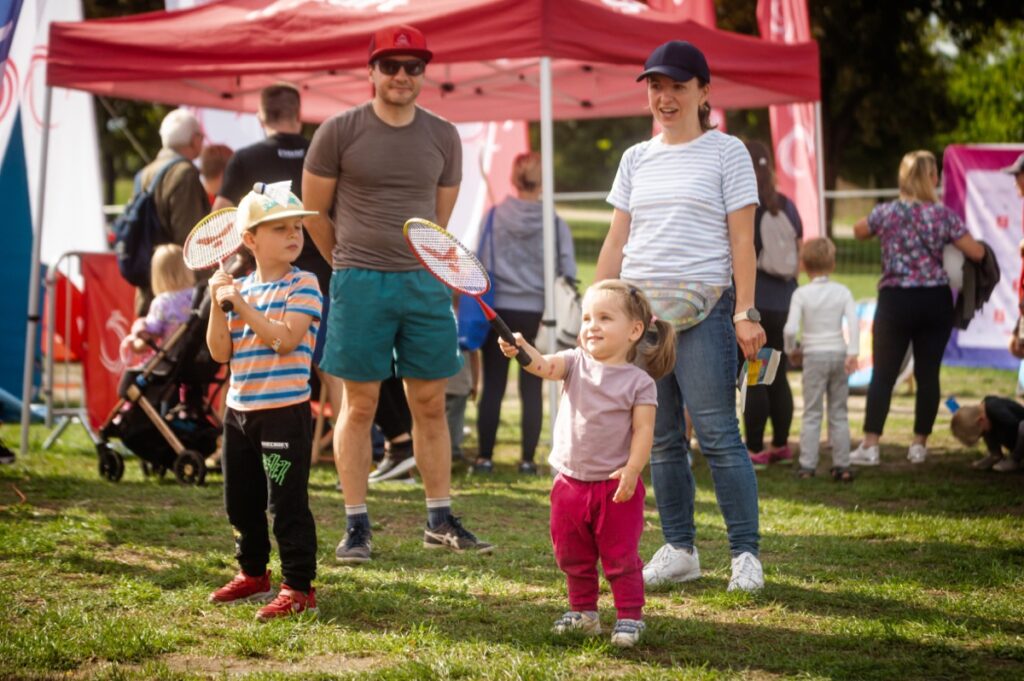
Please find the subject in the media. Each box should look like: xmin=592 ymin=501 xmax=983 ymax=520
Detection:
xmin=784 ymin=238 xmax=860 ymax=481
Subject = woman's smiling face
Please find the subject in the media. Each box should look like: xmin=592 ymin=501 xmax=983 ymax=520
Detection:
xmin=646 ymin=74 xmax=708 ymax=131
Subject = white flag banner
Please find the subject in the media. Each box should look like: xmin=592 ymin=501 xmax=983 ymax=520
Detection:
xmin=5 ymin=0 xmax=106 ymax=267
xmin=0 ymin=0 xmax=33 ymax=160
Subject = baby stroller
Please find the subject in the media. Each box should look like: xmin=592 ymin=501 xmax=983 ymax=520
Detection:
xmin=96 ymin=284 xmax=224 ymax=485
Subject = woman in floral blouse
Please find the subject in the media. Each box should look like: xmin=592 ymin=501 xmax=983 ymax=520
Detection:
xmin=851 ymin=150 xmax=984 ymax=466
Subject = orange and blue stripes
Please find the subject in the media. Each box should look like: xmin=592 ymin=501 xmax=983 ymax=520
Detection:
xmin=226 ymin=267 xmax=322 ymax=411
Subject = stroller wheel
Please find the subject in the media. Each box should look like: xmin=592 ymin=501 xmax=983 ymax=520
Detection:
xmin=97 ymin=445 xmax=125 ymax=482
xmin=140 ymin=460 xmax=168 ymax=480
xmin=174 ymin=449 xmax=207 ymax=486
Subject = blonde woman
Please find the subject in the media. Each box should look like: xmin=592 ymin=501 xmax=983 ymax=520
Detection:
xmin=851 ymin=150 xmax=984 ymax=465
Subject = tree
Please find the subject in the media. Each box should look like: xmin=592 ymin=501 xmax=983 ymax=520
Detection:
xmin=938 ymin=20 xmax=1024 ymax=145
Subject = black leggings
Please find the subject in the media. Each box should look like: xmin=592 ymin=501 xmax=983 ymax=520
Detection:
xmin=375 ymin=375 xmax=411 ymax=441
xmin=477 ymin=309 xmax=543 ymax=462
xmin=864 ymin=286 xmax=953 ymax=436
xmin=738 ymin=309 xmax=793 ymax=451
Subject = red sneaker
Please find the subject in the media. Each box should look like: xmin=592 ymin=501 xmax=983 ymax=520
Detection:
xmin=769 ymin=445 xmax=793 ymax=464
xmin=749 ymin=450 xmax=771 ymax=467
xmin=256 ymin=586 xmax=318 ymax=622
xmin=209 ymin=570 xmax=274 ymax=605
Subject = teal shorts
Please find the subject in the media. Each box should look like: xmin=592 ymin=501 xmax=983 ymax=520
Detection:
xmin=320 ymin=268 xmax=463 ymax=382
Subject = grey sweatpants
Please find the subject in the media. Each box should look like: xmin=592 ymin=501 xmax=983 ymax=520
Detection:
xmin=799 ymin=352 xmax=851 ymax=470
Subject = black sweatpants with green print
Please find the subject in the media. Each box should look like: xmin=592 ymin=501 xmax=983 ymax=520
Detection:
xmin=223 ymin=402 xmax=317 ymax=593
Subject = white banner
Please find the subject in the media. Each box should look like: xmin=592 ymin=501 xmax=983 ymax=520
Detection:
xmin=959 ymin=169 xmax=1023 ymax=349
xmin=2 ymin=0 xmax=106 ymax=267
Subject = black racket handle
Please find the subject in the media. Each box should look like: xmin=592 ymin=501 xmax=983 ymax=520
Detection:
xmin=490 ymin=315 xmax=532 ymax=366
xmin=220 ymin=301 xmax=233 ymax=313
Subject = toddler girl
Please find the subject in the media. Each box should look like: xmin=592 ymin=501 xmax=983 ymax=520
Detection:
xmin=499 ymin=279 xmax=675 ymax=648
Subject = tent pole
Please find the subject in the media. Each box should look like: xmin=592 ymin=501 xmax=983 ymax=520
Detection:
xmin=539 ymin=56 xmax=558 ymax=442
xmin=814 ymin=101 xmax=826 ymax=236
xmin=20 ymin=86 xmax=53 ymax=456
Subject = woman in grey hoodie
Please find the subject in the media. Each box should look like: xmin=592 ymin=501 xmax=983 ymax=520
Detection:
xmin=474 ymin=152 xmax=577 ymax=474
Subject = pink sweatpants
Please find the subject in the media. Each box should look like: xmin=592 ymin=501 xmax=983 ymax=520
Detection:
xmin=550 ymin=473 xmax=645 ymax=620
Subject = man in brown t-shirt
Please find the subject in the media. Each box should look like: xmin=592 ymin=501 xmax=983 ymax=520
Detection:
xmin=303 ymin=24 xmax=492 ymax=562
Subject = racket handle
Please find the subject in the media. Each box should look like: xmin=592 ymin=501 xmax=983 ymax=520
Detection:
xmin=489 ymin=316 xmax=532 ymax=366
xmin=220 ymin=301 xmax=233 ymax=313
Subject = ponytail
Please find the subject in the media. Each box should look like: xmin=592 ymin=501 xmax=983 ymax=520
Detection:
xmin=640 ymin=318 xmax=677 ymax=380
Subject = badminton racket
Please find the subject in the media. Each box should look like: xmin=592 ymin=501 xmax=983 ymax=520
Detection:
xmin=183 ymin=208 xmax=243 ymax=312
xmin=403 ymin=217 xmax=531 ymax=366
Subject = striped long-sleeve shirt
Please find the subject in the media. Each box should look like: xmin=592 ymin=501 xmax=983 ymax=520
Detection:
xmin=225 ymin=267 xmax=322 ymax=411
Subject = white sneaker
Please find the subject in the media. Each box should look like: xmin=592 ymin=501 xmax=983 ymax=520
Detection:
xmin=552 ymin=610 xmax=601 ymax=635
xmin=610 ymin=618 xmax=646 ymax=648
xmin=849 ymin=443 xmax=880 ymax=466
xmin=907 ymin=443 xmax=928 ymax=464
xmin=727 ymin=552 xmax=764 ymax=592
xmin=993 ymin=458 xmax=1021 ymax=473
xmin=643 ymin=544 xmax=701 ymax=586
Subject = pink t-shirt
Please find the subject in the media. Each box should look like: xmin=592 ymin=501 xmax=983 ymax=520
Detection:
xmin=549 ymin=347 xmax=658 ymax=481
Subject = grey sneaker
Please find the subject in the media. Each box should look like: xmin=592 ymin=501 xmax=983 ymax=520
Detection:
xmin=907 ymin=443 xmax=928 ymax=464
xmin=369 ymin=443 xmax=415 ymax=482
xmin=610 ymin=618 xmax=645 ymax=648
xmin=423 ymin=516 xmax=494 ymax=553
xmin=993 ymin=458 xmax=1021 ymax=473
xmin=552 ymin=610 xmax=601 ymax=635
xmin=727 ymin=552 xmax=764 ymax=592
xmin=971 ymin=453 xmax=1004 ymax=470
xmin=643 ymin=544 xmax=701 ymax=586
xmin=335 ymin=525 xmax=372 ymax=564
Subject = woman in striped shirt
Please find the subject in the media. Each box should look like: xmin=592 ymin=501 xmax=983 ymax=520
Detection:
xmin=595 ymin=40 xmax=766 ymax=593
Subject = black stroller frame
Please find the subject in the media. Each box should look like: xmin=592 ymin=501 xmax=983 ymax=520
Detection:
xmin=96 ymin=285 xmax=224 ymax=485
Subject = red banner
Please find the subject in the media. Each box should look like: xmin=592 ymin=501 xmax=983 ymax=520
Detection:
xmin=757 ymin=0 xmax=821 ymax=238
xmin=80 ymin=254 xmax=135 ymax=429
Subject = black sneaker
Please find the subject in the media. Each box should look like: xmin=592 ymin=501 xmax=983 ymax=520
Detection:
xmin=369 ymin=442 xmax=415 ymax=482
xmin=335 ymin=525 xmax=372 ymax=564
xmin=423 ymin=516 xmax=494 ymax=553
xmin=0 ymin=445 xmax=15 ymax=466
xmin=472 ymin=458 xmax=494 ymax=475
xmin=517 ymin=461 xmax=538 ymax=475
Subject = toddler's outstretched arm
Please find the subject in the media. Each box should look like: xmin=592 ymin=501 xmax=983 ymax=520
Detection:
xmin=498 ymin=333 xmax=567 ymax=381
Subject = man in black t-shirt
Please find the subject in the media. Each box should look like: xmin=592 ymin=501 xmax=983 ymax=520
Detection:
xmin=213 ymin=84 xmax=331 ymax=293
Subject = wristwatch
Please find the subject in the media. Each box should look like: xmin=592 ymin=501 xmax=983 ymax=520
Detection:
xmin=732 ymin=308 xmax=762 ymax=325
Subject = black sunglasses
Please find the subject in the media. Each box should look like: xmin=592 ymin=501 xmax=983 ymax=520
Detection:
xmin=376 ymin=58 xmax=426 ymax=77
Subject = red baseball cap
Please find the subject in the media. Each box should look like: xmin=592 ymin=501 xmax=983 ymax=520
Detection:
xmin=368 ymin=24 xmax=433 ymax=63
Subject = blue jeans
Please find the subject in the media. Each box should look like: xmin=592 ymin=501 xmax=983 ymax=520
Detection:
xmin=650 ymin=288 xmax=760 ymax=556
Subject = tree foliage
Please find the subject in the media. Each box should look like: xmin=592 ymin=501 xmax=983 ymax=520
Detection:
xmin=938 ymin=20 xmax=1024 ymax=145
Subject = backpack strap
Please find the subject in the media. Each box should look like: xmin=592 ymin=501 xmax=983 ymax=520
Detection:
xmin=145 ymin=155 xmax=190 ymax=195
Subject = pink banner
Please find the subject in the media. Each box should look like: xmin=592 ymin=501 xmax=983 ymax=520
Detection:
xmin=757 ymin=0 xmax=821 ymax=238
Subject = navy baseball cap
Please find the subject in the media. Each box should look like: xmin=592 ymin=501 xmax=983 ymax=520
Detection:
xmin=636 ymin=40 xmax=711 ymax=83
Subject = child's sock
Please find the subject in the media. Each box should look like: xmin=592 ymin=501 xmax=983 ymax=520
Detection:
xmin=345 ymin=504 xmax=370 ymax=532
xmin=426 ymin=497 xmax=451 ymax=529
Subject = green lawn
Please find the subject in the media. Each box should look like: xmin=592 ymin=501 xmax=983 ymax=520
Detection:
xmin=2 ymin=361 xmax=1023 ymax=680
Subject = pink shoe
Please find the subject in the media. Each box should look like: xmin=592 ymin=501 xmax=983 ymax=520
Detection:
xmin=749 ymin=450 xmax=771 ymax=467
xmin=769 ymin=445 xmax=793 ymax=464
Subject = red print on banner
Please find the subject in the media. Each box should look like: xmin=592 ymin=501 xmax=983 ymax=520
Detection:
xmin=996 ymin=214 xmax=1009 ymax=229
xmin=994 ymin=307 xmax=1005 ymax=324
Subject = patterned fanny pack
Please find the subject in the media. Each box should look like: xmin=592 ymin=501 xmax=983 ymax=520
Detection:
xmin=625 ymin=280 xmax=728 ymax=331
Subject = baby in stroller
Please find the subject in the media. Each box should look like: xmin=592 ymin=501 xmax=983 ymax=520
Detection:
xmin=98 ymin=249 xmax=225 ymax=484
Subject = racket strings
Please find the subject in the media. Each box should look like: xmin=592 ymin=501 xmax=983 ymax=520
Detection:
xmin=183 ymin=210 xmax=242 ymax=270
xmin=406 ymin=221 xmax=489 ymax=295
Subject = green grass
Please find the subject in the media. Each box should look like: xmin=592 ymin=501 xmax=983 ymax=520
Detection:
xmin=2 ymin=362 xmax=1023 ymax=680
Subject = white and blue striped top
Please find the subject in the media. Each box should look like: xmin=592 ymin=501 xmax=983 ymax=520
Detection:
xmin=607 ymin=130 xmax=758 ymax=284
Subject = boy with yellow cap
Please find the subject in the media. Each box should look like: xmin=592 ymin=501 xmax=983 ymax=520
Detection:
xmin=206 ymin=183 xmax=323 ymax=620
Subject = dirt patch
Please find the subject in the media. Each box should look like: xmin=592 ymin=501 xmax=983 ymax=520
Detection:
xmin=163 ymin=652 xmax=379 ymax=676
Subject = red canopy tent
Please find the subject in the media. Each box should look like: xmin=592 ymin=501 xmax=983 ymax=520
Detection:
xmin=46 ymin=0 xmax=819 ymax=122
xmin=23 ymin=0 xmax=821 ymax=451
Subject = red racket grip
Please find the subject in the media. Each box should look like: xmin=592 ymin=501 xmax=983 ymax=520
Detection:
xmin=489 ymin=315 xmax=532 ymax=366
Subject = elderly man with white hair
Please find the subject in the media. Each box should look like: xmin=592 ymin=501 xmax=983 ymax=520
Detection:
xmin=133 ymin=108 xmax=211 ymax=314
